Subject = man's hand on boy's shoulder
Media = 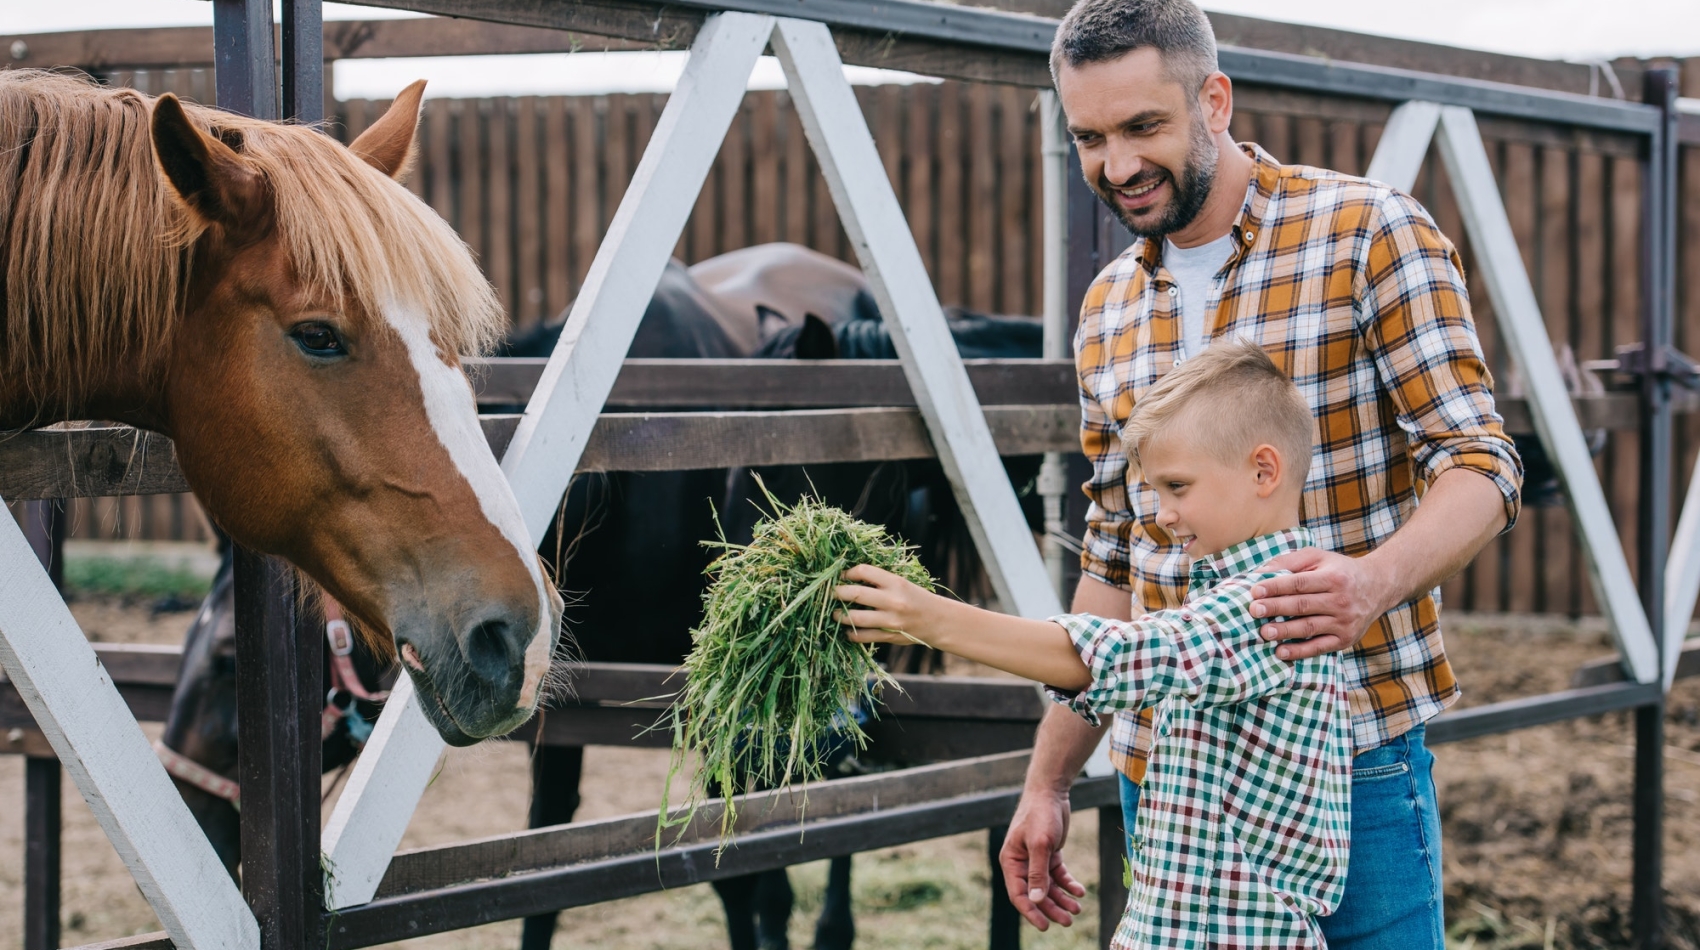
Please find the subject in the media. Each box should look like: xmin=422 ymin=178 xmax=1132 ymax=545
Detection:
xmin=1248 ymin=548 xmax=1396 ymax=661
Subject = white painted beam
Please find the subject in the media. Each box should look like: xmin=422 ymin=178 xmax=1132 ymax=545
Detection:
xmin=1364 ymin=100 xmax=1441 ymax=193
xmin=1435 ymin=105 xmax=1659 ymax=684
xmin=0 ymin=506 xmax=259 ymax=949
xmin=319 ymin=675 xmax=445 ymax=907
xmin=502 ymin=10 xmax=778 ymax=541
xmin=319 ymin=11 xmax=776 ymax=909
xmin=771 ymin=16 xmax=1063 ymax=620
xmin=1665 ymin=465 xmax=1700 ymax=686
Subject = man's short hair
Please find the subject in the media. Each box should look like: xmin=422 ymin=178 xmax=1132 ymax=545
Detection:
xmin=1121 ymin=338 xmax=1315 ymax=485
xmin=1050 ymin=0 xmax=1219 ymax=94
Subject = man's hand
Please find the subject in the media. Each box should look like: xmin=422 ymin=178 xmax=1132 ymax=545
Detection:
xmin=1000 ymin=785 xmax=1087 ymax=930
xmin=1250 ymin=547 xmax=1395 ymax=661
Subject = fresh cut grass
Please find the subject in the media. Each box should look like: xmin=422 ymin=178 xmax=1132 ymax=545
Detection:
xmin=662 ymin=485 xmax=935 ymax=850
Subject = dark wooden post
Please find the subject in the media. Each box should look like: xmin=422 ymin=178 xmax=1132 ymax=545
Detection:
xmin=214 ymin=6 xmax=326 ymax=947
xmin=1632 ymin=65 xmax=1679 ymax=950
xmin=281 ymin=0 xmax=323 ymax=125
xmin=20 ymin=500 xmax=64 ymax=950
xmin=1096 ymin=803 xmax=1127 ymax=950
xmin=233 ymin=549 xmax=325 ymax=950
xmin=988 ymin=823 xmax=1021 ymax=950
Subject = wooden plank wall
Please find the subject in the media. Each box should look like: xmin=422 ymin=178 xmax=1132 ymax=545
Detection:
xmin=13 ymin=62 xmax=1700 ymax=623
xmin=334 ymin=82 xmax=1050 ymax=331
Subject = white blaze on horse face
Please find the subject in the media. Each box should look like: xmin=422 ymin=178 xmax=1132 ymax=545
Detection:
xmin=384 ymin=302 xmax=558 ymax=711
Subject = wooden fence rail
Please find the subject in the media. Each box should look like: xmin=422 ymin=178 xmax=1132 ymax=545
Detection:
xmin=7 ymin=57 xmax=1700 ymax=619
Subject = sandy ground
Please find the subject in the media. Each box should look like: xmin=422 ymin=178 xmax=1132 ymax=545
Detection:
xmin=1 ymin=600 xmax=1696 ymax=949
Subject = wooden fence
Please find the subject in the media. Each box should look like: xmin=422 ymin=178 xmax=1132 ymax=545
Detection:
xmin=14 ymin=61 xmax=1700 ymax=620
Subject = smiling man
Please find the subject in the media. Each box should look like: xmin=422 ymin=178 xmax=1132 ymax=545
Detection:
xmin=997 ymin=2 xmax=1525 ymax=948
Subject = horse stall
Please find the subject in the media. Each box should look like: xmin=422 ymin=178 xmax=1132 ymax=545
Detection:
xmin=1 ymin=2 xmax=1697 ymax=950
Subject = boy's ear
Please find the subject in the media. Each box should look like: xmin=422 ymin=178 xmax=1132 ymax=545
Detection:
xmin=1252 ymin=444 xmax=1282 ymax=498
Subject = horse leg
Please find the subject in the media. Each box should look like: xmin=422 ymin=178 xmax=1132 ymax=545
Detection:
xmin=713 ymin=875 xmax=763 ymax=950
xmin=519 ymin=744 xmax=584 ymax=950
xmin=812 ymin=856 xmax=854 ymax=950
xmin=753 ymin=867 xmax=794 ymax=950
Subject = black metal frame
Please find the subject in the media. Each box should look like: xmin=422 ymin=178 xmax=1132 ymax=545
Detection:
xmin=20 ymin=501 xmax=64 ymax=950
xmin=12 ymin=2 xmax=1681 ymax=949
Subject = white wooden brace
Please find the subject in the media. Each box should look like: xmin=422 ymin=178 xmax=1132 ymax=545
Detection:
xmin=0 ymin=505 xmax=259 ymax=949
xmin=1363 ymin=100 xmax=1442 ymax=194
xmin=321 ymin=10 xmax=778 ymax=908
xmin=329 ymin=12 xmax=1072 ymax=907
xmin=1664 ymin=464 xmax=1700 ymax=686
xmin=1433 ymin=105 xmax=1659 ymax=684
xmin=771 ymin=16 xmax=1063 ymax=620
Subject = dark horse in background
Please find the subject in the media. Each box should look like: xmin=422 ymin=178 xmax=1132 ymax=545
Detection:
xmin=157 ymin=243 xmax=1045 ymax=950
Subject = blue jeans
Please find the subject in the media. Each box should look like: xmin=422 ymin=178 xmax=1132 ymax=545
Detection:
xmin=1118 ymin=724 xmax=1444 ymax=950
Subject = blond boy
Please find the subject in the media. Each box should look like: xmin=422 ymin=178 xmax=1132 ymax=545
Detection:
xmin=836 ymin=339 xmax=1350 ymax=949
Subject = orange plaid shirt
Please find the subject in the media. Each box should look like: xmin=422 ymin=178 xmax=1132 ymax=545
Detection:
xmin=1077 ymin=144 xmax=1523 ymax=780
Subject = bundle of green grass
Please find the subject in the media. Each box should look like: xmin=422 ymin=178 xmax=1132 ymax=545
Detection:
xmin=662 ymin=491 xmax=935 ymax=847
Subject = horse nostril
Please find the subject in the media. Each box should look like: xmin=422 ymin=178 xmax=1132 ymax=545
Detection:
xmin=463 ymin=618 xmax=514 ymax=685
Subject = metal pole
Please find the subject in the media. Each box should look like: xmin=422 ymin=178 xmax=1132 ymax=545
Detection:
xmin=215 ymin=6 xmax=326 ymax=947
xmin=20 ymin=500 xmax=64 ymax=950
xmin=212 ymin=0 xmax=276 ymax=118
xmin=1038 ymin=90 xmax=1072 ymax=600
xmin=1096 ymin=804 xmax=1127 ymax=950
xmin=988 ymin=824 xmax=1021 ymax=949
xmin=233 ymin=548 xmax=325 ymax=950
xmin=281 ymin=0 xmax=323 ymax=124
xmin=1632 ymin=65 xmax=1678 ymax=950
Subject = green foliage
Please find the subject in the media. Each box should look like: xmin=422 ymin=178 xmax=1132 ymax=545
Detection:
xmin=662 ymin=484 xmax=935 ymax=851
xmin=63 ymin=555 xmax=211 ymax=602
xmin=864 ymin=879 xmax=946 ymax=912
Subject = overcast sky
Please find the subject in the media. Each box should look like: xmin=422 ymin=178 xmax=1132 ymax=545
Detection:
xmin=5 ymin=0 xmax=1698 ymax=98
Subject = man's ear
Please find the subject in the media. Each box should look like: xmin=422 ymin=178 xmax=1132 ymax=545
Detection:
xmin=151 ymin=93 xmax=268 ymax=231
xmin=1252 ymin=443 xmax=1282 ymax=498
xmin=1200 ymin=71 xmax=1233 ymax=136
xmin=349 ymin=79 xmax=427 ymax=181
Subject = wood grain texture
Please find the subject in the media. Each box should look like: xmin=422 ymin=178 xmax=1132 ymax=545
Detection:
xmin=470 ymin=357 xmax=1076 ymax=407
xmin=333 ymin=771 xmax=1120 ymax=947
xmin=376 ymin=751 xmax=1035 ymax=896
xmin=13 ymin=393 xmax=1664 ymax=500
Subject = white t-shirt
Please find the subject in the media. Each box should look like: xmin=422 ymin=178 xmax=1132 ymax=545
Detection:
xmin=1162 ymin=232 xmax=1238 ymax=359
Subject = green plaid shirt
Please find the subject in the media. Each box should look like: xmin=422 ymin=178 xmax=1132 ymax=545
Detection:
xmin=1049 ymin=528 xmax=1351 ymax=950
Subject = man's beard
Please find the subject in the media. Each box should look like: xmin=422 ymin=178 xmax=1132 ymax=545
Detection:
xmin=1096 ymin=117 xmax=1219 ymax=239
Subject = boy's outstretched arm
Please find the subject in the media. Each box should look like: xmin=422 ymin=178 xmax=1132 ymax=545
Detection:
xmin=834 ymin=564 xmax=1092 ymax=691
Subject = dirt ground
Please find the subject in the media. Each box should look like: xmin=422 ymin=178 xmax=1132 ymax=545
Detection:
xmin=1 ymin=600 xmax=1696 ymax=949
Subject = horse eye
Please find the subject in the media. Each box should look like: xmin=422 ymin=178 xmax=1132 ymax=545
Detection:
xmin=291 ymin=323 xmax=345 ymax=358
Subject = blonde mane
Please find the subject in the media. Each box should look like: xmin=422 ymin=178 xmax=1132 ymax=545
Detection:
xmin=0 ymin=70 xmax=504 ymax=420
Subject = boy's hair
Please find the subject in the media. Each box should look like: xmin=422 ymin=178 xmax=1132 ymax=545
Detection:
xmin=1121 ymin=339 xmax=1314 ymax=485
xmin=1050 ymin=0 xmax=1219 ymax=94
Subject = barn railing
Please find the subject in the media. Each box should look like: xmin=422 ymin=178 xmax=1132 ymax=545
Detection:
xmin=0 ymin=3 xmax=1690 ymax=950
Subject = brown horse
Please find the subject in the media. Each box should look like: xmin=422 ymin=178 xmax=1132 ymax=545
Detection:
xmin=0 ymin=71 xmax=562 ymax=744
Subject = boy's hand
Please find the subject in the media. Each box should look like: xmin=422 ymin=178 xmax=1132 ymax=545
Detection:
xmin=833 ymin=564 xmax=941 ymax=645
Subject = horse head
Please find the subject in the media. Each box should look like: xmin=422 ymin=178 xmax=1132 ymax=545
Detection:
xmin=150 ymin=84 xmax=563 ymax=744
xmin=0 ymin=72 xmax=561 ymax=744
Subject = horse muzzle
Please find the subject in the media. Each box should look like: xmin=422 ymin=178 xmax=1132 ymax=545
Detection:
xmin=397 ymin=597 xmax=559 ymax=745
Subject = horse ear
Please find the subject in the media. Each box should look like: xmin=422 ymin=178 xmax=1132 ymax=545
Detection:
xmin=795 ymin=313 xmax=838 ymax=360
xmin=151 ymin=93 xmax=267 ymax=231
xmin=349 ymin=79 xmax=427 ymax=181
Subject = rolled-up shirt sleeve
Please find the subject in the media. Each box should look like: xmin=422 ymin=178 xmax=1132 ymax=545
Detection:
xmin=1076 ymin=308 xmax=1140 ymax=589
xmin=1358 ymin=190 xmax=1523 ymax=533
xmin=1044 ymin=576 xmax=1294 ymax=725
